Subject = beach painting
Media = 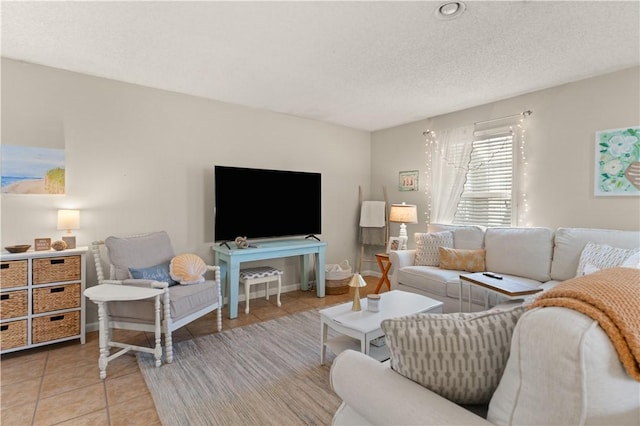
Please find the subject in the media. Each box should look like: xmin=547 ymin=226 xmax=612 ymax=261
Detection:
xmin=1 ymin=145 xmax=65 ymax=194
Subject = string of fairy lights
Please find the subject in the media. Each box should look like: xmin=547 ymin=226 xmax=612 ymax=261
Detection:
xmin=423 ymin=110 xmax=532 ymax=225
xmin=517 ymin=111 xmax=531 ymax=226
xmin=423 ymin=129 xmax=436 ymax=224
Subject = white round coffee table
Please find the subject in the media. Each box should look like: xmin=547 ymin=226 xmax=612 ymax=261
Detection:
xmin=84 ymin=284 xmax=164 ymax=379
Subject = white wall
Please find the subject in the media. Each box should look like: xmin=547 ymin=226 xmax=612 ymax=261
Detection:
xmin=372 ymin=66 xmax=640 ymax=244
xmin=3 ymin=60 xmax=640 ymax=324
xmin=1 ymin=58 xmax=372 ymax=322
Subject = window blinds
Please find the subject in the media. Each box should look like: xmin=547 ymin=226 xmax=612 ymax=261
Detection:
xmin=453 ymin=133 xmax=514 ymax=227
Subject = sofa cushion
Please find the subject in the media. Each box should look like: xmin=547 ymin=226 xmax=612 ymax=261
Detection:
xmin=414 ymin=231 xmax=454 ymax=266
xmin=550 ymin=227 xmax=640 ymax=281
xmin=428 ymin=223 xmax=486 ymax=249
xmin=484 ymin=227 xmax=554 ymax=282
xmin=397 ymin=266 xmax=460 ymax=297
xmin=382 ymin=305 xmax=525 ymax=405
xmin=439 ymin=247 xmax=486 ymax=272
xmin=105 ymin=231 xmax=176 ymax=280
xmin=108 ymin=280 xmax=219 ymax=324
xmin=576 ymin=241 xmax=639 ymax=276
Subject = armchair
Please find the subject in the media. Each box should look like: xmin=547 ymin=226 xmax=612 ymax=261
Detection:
xmin=91 ymin=231 xmax=222 ymax=362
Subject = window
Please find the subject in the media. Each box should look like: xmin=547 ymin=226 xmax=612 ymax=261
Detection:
xmin=453 ymin=131 xmax=515 ymax=227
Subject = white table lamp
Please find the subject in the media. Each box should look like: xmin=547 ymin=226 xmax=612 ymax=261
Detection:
xmin=57 ymin=209 xmax=80 ymax=249
xmin=389 ymin=203 xmax=418 ymax=250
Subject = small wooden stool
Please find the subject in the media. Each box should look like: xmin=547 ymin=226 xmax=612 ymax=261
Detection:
xmin=239 ymin=266 xmax=283 ymax=314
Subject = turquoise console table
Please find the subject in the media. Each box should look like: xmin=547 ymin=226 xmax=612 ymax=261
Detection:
xmin=212 ymin=239 xmax=327 ymax=319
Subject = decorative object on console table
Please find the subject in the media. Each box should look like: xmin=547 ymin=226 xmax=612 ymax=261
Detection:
xmin=4 ymin=245 xmax=31 ymax=253
xmin=234 ymin=236 xmax=249 ymax=249
xmin=57 ymin=209 xmax=80 ymax=249
xmin=398 ymin=170 xmax=419 ymax=191
xmin=51 ymin=240 xmax=67 ymax=251
xmin=389 ymin=202 xmax=418 ymax=250
xmin=34 ymin=238 xmax=51 ymax=251
xmin=349 ymin=273 xmax=367 ymax=311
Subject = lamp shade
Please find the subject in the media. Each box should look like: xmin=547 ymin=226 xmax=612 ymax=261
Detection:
xmin=389 ymin=203 xmax=418 ymax=224
xmin=57 ymin=209 xmax=80 ymax=231
xmin=349 ymin=273 xmax=367 ymax=288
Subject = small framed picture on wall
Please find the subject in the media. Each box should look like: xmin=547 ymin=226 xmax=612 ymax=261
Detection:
xmin=387 ymin=237 xmax=401 ymax=253
xmin=399 ymin=170 xmax=419 ymax=191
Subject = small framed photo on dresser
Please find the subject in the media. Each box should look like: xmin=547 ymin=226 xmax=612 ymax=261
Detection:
xmin=34 ymin=238 xmax=51 ymax=251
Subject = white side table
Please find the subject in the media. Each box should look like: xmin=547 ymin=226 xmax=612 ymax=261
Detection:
xmin=84 ymin=284 xmax=164 ymax=379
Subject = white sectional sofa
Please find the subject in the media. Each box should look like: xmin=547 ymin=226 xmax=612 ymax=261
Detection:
xmin=389 ymin=225 xmax=640 ymax=312
xmin=331 ymin=304 xmax=640 ymax=425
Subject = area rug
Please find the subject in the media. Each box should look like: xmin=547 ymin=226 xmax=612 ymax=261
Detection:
xmin=137 ymin=310 xmax=341 ymax=425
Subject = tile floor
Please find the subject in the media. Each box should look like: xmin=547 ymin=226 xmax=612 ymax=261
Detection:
xmin=1 ymin=276 xmax=386 ymax=425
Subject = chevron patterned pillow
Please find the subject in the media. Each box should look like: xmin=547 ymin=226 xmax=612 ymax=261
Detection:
xmin=381 ymin=305 xmax=525 ymax=404
xmin=576 ymin=241 xmax=639 ymax=277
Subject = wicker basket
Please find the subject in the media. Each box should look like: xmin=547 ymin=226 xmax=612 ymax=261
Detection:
xmin=32 ymin=311 xmax=80 ymax=344
xmin=0 ymin=290 xmax=28 ymax=319
xmin=326 ymin=276 xmax=352 ymax=295
xmin=0 ymin=260 xmax=28 ymax=289
xmin=33 ymin=256 xmax=81 ymax=284
xmin=0 ymin=320 xmax=27 ymax=350
xmin=33 ymin=283 xmax=81 ymax=314
xmin=326 ymin=260 xmax=353 ymax=295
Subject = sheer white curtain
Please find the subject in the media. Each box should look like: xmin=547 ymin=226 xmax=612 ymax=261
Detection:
xmin=426 ymin=125 xmax=474 ymax=224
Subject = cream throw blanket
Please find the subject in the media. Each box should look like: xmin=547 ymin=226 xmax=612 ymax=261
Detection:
xmin=359 ymin=201 xmax=387 ymax=245
xmin=530 ymin=267 xmax=640 ymax=381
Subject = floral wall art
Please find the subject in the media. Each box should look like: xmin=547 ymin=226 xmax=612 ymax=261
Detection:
xmin=594 ymin=126 xmax=640 ymax=196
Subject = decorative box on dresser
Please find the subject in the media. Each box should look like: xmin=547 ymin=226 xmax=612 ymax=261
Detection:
xmin=0 ymin=247 xmax=87 ymax=354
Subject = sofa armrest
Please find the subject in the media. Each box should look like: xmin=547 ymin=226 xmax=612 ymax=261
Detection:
xmin=388 ymin=249 xmax=415 ymax=289
xmin=330 ymin=350 xmax=491 ymax=426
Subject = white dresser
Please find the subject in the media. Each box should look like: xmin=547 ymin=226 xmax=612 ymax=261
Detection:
xmin=0 ymin=247 xmax=87 ymax=354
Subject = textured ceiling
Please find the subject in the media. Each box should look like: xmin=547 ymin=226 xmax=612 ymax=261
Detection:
xmin=2 ymin=1 xmax=639 ymax=131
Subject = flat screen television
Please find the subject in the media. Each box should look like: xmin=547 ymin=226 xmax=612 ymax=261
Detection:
xmin=214 ymin=165 xmax=322 ymax=242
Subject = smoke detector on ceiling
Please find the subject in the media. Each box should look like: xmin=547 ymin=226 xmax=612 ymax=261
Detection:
xmin=434 ymin=2 xmax=466 ymax=20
